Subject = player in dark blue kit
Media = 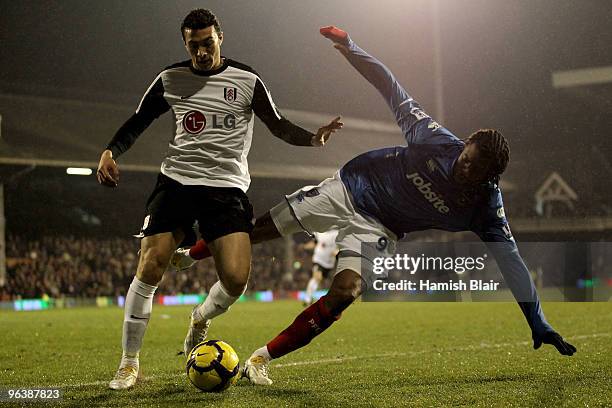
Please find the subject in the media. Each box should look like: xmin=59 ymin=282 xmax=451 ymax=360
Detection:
xmin=174 ymin=26 xmax=576 ymax=385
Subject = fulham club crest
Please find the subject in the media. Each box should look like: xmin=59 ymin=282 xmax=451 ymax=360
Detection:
xmin=224 ymin=87 xmax=238 ymax=103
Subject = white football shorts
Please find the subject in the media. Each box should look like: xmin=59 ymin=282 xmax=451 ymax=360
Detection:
xmin=269 ymin=172 xmax=397 ymax=284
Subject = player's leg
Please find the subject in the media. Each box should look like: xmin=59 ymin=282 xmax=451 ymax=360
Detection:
xmin=243 ymin=177 xmax=396 ymax=384
xmin=183 ymin=187 xmax=259 ymax=355
xmin=183 ymin=204 xmax=304 ymax=354
xmin=250 ymin=210 xmax=285 ymax=243
xmin=183 ymin=232 xmax=253 ymax=354
xmin=167 ymin=222 xmax=199 ymax=271
xmin=169 ymin=209 xmax=285 ymax=268
xmin=269 ymin=268 xmax=362 ymax=356
xmin=110 ymin=229 xmax=184 ymax=390
xmin=304 ymin=264 xmax=324 ymax=306
xmin=110 ymin=173 xmax=191 ymax=390
xmin=244 ymin=266 xmax=362 ymax=385
xmin=209 ymin=232 xmax=252 ymax=295
xmin=172 ymin=237 xmax=211 ymax=266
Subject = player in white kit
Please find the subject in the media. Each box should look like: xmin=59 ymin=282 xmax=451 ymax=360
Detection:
xmin=304 ymin=230 xmax=339 ymax=306
xmin=97 ymin=9 xmax=342 ymax=390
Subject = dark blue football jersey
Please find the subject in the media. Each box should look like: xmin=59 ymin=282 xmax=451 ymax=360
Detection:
xmin=338 ymin=39 xmax=552 ymax=337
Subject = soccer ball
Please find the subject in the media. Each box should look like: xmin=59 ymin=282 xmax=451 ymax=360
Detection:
xmin=186 ymin=340 xmax=240 ymax=392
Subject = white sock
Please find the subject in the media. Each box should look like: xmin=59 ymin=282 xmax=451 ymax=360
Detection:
xmin=120 ymin=351 xmax=139 ymax=370
xmin=193 ymin=281 xmax=243 ymax=323
xmin=251 ymin=346 xmax=272 ymax=362
xmin=305 ymin=277 xmax=319 ymax=301
xmin=122 ymin=277 xmax=157 ymax=359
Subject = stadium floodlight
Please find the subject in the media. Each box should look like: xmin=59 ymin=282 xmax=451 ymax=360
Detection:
xmin=552 ymin=65 xmax=612 ymax=88
xmin=66 ymin=167 xmax=93 ymax=176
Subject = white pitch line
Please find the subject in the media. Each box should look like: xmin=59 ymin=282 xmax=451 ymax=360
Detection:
xmin=47 ymin=332 xmax=609 ymax=389
xmin=276 ymin=332 xmax=610 ymax=367
xmin=274 ymin=352 xmax=410 ymax=368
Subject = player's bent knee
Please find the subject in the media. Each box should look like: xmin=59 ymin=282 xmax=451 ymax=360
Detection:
xmin=222 ymin=280 xmax=248 ymax=297
xmin=325 ymin=269 xmax=362 ymax=314
xmin=326 ymin=287 xmax=357 ymax=307
xmin=219 ymin=267 xmax=249 ymax=296
xmin=324 ymin=292 xmax=355 ymax=317
xmin=332 ymin=269 xmax=362 ymax=295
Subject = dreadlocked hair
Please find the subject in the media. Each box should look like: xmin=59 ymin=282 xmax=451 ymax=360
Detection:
xmin=465 ymin=129 xmax=510 ymax=184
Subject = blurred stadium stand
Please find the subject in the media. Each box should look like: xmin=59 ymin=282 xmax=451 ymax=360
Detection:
xmin=2 ymin=234 xmax=318 ymax=302
xmin=1 ymin=90 xmax=611 ymax=301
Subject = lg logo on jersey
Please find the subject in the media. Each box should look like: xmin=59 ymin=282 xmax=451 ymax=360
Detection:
xmin=182 ymin=110 xmax=236 ymax=134
xmin=406 ymin=172 xmax=450 ymax=214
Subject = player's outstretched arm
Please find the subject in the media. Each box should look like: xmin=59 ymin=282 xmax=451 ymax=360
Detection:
xmin=477 ymin=227 xmax=576 ymax=356
xmin=251 ymin=76 xmax=343 ymax=147
xmin=311 ymin=116 xmax=344 ymax=147
xmin=320 ymin=26 xmax=416 ymax=133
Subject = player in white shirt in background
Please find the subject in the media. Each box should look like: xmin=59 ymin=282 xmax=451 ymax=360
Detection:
xmin=304 ymin=230 xmax=338 ymax=306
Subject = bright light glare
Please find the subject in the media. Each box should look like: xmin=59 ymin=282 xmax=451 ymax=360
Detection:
xmin=66 ymin=167 xmax=93 ymax=176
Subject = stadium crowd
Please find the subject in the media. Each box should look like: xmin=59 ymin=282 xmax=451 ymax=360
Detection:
xmin=1 ymin=235 xmax=315 ymax=301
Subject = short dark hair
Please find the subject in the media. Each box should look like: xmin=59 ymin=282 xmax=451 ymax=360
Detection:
xmin=465 ymin=129 xmax=510 ymax=183
xmin=181 ymin=9 xmax=221 ymax=41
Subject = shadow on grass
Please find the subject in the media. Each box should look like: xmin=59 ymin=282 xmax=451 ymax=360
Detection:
xmin=239 ymin=385 xmax=329 ymax=407
xmin=61 ymin=385 xmax=225 ymax=407
xmin=60 ymin=380 xmax=328 ymax=407
xmin=532 ymin=374 xmax=607 ymax=407
xmin=60 ymin=388 xmax=120 ymax=408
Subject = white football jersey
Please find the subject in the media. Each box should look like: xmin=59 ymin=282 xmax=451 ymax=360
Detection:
xmin=107 ymin=59 xmax=315 ymax=192
xmin=312 ymin=230 xmax=339 ymax=269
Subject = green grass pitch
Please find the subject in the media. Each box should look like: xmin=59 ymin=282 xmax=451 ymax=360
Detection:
xmin=1 ymin=301 xmax=611 ymax=407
